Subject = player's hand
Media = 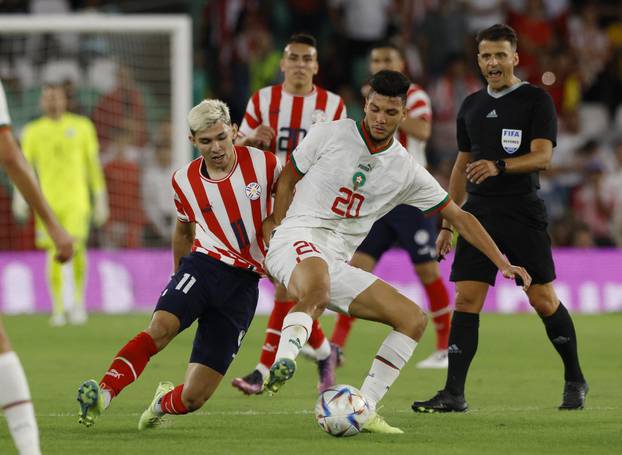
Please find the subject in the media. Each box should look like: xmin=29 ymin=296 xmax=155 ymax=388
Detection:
xmin=435 ymin=229 xmax=453 ymax=261
xmin=249 ymin=125 xmax=275 ymax=149
xmin=465 ymin=160 xmax=499 ymax=184
xmin=500 ymin=264 xmax=531 ymax=291
xmin=262 ymin=215 xmax=277 ymax=247
xmin=49 ymin=225 xmax=75 ymax=263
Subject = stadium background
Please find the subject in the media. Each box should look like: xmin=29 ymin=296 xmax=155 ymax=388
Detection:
xmin=0 ymin=0 xmax=621 ymax=315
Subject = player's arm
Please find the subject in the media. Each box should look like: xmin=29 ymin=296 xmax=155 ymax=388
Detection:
xmin=171 ymin=219 xmax=195 ymax=273
xmin=439 ymin=199 xmax=531 ymax=290
xmin=262 ymin=162 xmax=303 ymax=242
xmin=465 ymin=138 xmax=553 ymax=184
xmin=399 ymin=116 xmax=431 ymax=142
xmin=439 ymin=151 xmax=469 ymax=234
xmin=84 ymin=119 xmax=109 ymax=226
xmin=0 ymin=127 xmax=73 ymax=262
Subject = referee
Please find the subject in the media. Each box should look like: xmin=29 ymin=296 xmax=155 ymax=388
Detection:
xmin=412 ymin=24 xmax=588 ymax=412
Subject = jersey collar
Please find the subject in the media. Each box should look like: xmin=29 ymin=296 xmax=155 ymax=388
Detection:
xmin=487 ymin=81 xmax=528 ymax=99
xmin=357 ymin=120 xmax=394 ymax=154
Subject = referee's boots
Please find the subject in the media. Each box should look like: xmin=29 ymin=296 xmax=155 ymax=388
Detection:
xmin=411 ymin=389 xmax=468 ymax=413
xmin=559 ymin=381 xmax=589 ymax=410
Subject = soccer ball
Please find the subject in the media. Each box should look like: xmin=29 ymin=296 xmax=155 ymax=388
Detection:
xmin=315 ymin=384 xmax=371 ymax=437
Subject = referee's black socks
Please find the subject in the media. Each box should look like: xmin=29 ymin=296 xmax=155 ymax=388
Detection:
xmin=444 ymin=311 xmax=479 ymax=397
xmin=541 ymin=303 xmax=585 ymax=383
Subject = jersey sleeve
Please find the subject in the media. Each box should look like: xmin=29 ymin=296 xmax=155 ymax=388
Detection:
xmin=531 ymin=89 xmax=557 ymax=147
xmin=238 ymin=91 xmax=263 ymax=138
xmin=401 ymin=159 xmax=450 ymax=215
xmin=0 ymin=81 xmax=11 ymax=126
xmin=289 ymin=122 xmax=328 ymax=176
xmin=171 ymin=171 xmax=190 ymax=223
xmin=83 ymin=118 xmax=107 ymax=195
xmin=456 ymin=99 xmax=471 ymax=152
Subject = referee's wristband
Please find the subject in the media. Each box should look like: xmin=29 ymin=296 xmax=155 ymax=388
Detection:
xmin=440 ymin=227 xmax=453 ymax=233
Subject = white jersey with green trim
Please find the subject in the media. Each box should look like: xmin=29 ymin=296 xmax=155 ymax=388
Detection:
xmin=0 ymin=81 xmax=11 ymax=126
xmin=282 ymin=118 xmax=449 ymax=259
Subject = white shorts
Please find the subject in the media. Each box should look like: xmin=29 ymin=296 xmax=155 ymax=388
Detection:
xmin=265 ymin=227 xmax=377 ymax=314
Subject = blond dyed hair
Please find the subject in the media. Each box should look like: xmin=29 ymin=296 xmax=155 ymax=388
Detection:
xmin=187 ymin=99 xmax=231 ymax=134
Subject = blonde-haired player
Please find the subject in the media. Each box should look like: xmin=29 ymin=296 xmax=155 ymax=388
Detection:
xmin=13 ymin=83 xmax=108 ymax=326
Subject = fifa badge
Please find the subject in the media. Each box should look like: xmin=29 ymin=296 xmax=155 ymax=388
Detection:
xmin=352 ymin=172 xmax=366 ymax=190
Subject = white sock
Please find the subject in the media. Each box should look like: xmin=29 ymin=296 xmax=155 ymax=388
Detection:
xmin=315 ymin=338 xmax=331 ymax=361
xmin=0 ymin=351 xmax=41 ymax=455
xmin=102 ymin=389 xmax=112 ymax=409
xmin=361 ymin=331 xmax=417 ymax=410
xmin=255 ymin=363 xmax=270 ymax=380
xmin=275 ymin=312 xmax=313 ymax=361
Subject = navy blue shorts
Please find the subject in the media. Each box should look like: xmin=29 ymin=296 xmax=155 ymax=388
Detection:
xmin=155 ymin=252 xmax=259 ymax=375
xmin=357 ymin=204 xmax=438 ymax=264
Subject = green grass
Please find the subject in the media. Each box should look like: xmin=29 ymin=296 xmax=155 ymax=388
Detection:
xmin=1 ymin=313 xmax=621 ymax=454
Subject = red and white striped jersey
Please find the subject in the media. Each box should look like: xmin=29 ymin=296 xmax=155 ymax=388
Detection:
xmin=239 ymin=84 xmax=347 ymax=163
xmin=396 ymin=83 xmax=432 ymax=167
xmin=172 ymin=146 xmax=281 ymax=275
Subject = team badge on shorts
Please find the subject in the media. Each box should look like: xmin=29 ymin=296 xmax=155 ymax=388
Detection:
xmin=245 ymin=182 xmax=262 ymax=200
xmin=501 ymin=129 xmax=522 ymax=154
xmin=352 ymin=171 xmax=366 ymax=190
xmin=311 ymin=109 xmax=328 ymax=124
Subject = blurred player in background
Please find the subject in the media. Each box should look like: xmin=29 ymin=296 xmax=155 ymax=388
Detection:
xmin=232 ymin=33 xmax=346 ymax=395
xmin=12 ymin=84 xmax=108 ymax=326
xmin=0 ymin=79 xmax=74 ymax=455
xmin=76 ymin=99 xmax=281 ymax=431
xmin=329 ymin=42 xmax=453 ymax=369
xmin=261 ymin=70 xmax=531 ymax=433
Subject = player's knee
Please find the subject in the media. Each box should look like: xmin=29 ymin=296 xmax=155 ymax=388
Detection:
xmin=394 ymin=303 xmax=427 ymax=340
xmin=146 ymin=318 xmax=178 ymax=350
xmin=454 ymin=292 xmax=481 ymax=313
xmin=528 ymin=294 xmax=558 ymax=317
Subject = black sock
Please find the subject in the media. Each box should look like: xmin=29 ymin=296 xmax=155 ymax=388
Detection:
xmin=444 ymin=311 xmax=479 ymax=396
xmin=542 ymin=303 xmax=585 ymax=383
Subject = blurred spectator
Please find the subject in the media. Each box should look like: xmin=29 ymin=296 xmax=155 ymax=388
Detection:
xmin=102 ymin=121 xmax=145 ymax=249
xmin=463 ymin=0 xmax=508 ymax=35
xmin=604 ymin=140 xmax=622 ymax=246
xmin=141 ymin=120 xmax=174 ymax=247
xmin=92 ymin=63 xmax=148 ymax=150
xmin=571 ymin=221 xmax=596 ymax=248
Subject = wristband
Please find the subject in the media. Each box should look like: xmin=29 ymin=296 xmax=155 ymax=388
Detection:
xmin=440 ymin=227 xmax=453 ymax=233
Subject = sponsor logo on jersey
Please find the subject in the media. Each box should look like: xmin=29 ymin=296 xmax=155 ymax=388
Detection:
xmin=486 ymin=109 xmax=498 ymax=118
xmin=352 ymin=172 xmax=366 ymax=190
xmin=357 ymin=163 xmax=373 ymax=172
xmin=245 ymin=182 xmax=262 ymax=200
xmin=105 ymin=369 xmax=123 ymax=379
xmin=501 ymin=128 xmax=522 ymax=154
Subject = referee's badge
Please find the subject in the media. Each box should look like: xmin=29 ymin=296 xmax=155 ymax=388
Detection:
xmin=501 ymin=129 xmax=522 ymax=154
xmin=244 ymin=182 xmax=262 ymax=200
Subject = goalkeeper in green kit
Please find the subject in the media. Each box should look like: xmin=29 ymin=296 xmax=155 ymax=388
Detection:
xmin=13 ymin=83 xmax=109 ymax=326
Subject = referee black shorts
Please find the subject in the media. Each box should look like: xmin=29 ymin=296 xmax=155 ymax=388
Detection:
xmin=450 ymin=193 xmax=556 ymax=286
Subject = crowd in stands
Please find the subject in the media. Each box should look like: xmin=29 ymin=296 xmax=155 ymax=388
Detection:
xmin=0 ymin=0 xmax=620 ymax=249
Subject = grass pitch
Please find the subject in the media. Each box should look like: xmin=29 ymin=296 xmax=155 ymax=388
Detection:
xmin=1 ymin=312 xmax=621 ymax=454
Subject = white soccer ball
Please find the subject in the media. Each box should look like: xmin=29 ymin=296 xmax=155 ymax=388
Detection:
xmin=315 ymin=384 xmax=371 ymax=437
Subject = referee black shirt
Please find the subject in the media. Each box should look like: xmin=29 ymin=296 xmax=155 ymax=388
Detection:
xmin=457 ymin=82 xmax=557 ymax=197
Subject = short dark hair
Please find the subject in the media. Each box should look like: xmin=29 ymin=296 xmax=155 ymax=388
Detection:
xmin=476 ymin=24 xmax=518 ymax=50
xmin=367 ymin=70 xmax=410 ymax=104
xmin=371 ymin=41 xmax=404 ymax=58
xmin=287 ymin=33 xmax=317 ymax=48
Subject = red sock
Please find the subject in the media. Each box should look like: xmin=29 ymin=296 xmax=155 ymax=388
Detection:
xmin=99 ymin=331 xmax=158 ymax=398
xmin=307 ymin=319 xmax=326 ymax=349
xmin=423 ymin=277 xmax=452 ymax=350
xmin=160 ymin=384 xmax=189 ymax=415
xmin=330 ymin=314 xmax=356 ymax=348
xmin=259 ymin=300 xmax=295 ymax=368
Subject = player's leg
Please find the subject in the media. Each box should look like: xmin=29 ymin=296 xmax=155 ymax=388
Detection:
xmin=0 ymin=318 xmax=41 ymax=455
xmin=265 ymin=257 xmax=331 ymax=393
xmin=77 ymin=255 xmax=205 ymax=427
xmin=46 ymin=249 xmax=65 ymax=326
xmin=68 ymin=241 xmax=88 ymax=325
xmin=413 ymin=260 xmax=451 ymax=368
xmin=528 ymin=283 xmax=588 ymax=409
xmin=141 ymin=269 xmax=259 ymax=429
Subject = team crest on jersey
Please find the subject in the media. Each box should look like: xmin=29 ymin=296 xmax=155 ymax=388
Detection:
xmin=501 ymin=129 xmax=522 ymax=154
xmin=311 ymin=109 xmax=328 ymax=124
xmin=352 ymin=171 xmax=366 ymax=190
xmin=244 ymin=182 xmax=262 ymax=200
